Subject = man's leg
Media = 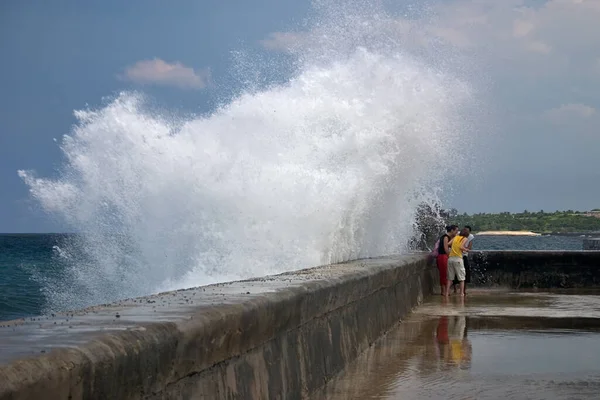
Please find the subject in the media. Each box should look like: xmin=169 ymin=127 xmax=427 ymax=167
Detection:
xmin=463 ymin=256 xmax=471 ymax=295
xmin=446 ymin=258 xmax=456 ymax=296
xmin=456 ymin=258 xmax=466 ymax=296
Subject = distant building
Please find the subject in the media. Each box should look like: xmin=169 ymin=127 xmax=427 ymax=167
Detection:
xmin=583 ymin=210 xmax=600 ymax=218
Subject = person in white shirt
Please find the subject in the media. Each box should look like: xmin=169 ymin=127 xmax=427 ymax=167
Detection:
xmin=462 ymin=226 xmax=475 ymax=294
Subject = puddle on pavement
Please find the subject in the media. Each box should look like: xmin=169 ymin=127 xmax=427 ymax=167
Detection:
xmin=313 ymin=291 xmax=600 ymax=400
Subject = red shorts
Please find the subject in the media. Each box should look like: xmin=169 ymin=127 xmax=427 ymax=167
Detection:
xmin=436 ymin=254 xmax=449 ymax=284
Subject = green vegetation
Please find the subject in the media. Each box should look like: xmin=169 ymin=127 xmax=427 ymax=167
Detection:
xmin=449 ymin=209 xmax=600 ymax=234
xmin=411 ymin=205 xmax=600 ymax=251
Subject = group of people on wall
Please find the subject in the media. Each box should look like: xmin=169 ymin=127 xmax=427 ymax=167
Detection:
xmin=434 ymin=225 xmax=474 ymax=297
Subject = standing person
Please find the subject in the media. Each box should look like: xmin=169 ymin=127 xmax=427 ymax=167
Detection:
xmin=447 ymin=229 xmax=470 ymax=297
xmin=462 ymin=226 xmax=475 ymax=295
xmin=436 ymin=225 xmax=458 ymax=296
xmin=452 ymin=226 xmax=475 ymax=294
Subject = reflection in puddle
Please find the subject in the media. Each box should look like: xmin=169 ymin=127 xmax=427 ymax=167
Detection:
xmin=314 ymin=292 xmax=600 ymax=400
xmin=435 ymin=315 xmax=472 ymax=370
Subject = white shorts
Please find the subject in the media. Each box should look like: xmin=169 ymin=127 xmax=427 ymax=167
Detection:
xmin=448 ymin=257 xmax=466 ymax=281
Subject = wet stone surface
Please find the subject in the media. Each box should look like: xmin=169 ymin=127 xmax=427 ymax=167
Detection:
xmin=314 ymin=290 xmax=600 ymax=400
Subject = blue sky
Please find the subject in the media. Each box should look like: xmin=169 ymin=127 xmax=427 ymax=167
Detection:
xmin=2 ymin=0 xmax=600 ymax=232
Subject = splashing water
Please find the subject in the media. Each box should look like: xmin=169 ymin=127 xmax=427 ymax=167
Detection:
xmin=19 ymin=1 xmax=476 ymax=311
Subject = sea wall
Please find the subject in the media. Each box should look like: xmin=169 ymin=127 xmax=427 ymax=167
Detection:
xmin=0 ymin=254 xmax=436 ymax=400
xmin=470 ymin=250 xmax=600 ymax=288
xmin=583 ymin=238 xmax=600 ymax=250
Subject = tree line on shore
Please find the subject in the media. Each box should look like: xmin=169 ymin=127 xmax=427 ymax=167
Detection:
xmin=411 ymin=204 xmax=600 ymax=250
xmin=450 ymin=209 xmax=600 ymax=234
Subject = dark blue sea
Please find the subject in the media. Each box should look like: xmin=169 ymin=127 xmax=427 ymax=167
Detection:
xmin=0 ymin=233 xmax=593 ymax=321
xmin=0 ymin=234 xmax=72 ymax=322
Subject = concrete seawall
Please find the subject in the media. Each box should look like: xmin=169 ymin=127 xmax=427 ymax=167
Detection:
xmin=0 ymin=254 xmax=436 ymax=400
xmin=584 ymin=238 xmax=600 ymax=250
xmin=470 ymin=250 xmax=600 ymax=288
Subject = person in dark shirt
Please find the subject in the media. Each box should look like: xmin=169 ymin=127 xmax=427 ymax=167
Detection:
xmin=436 ymin=225 xmax=458 ymax=296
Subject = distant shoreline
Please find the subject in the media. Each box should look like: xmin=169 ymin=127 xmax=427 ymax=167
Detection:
xmin=476 ymin=231 xmax=541 ymax=236
xmin=474 ymin=231 xmax=600 ymax=237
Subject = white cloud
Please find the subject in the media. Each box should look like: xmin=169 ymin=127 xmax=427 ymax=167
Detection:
xmin=258 ymin=0 xmax=600 ymax=143
xmin=524 ymin=40 xmax=552 ymax=54
xmin=260 ymin=0 xmax=600 ymax=77
xmin=120 ymin=59 xmax=210 ymax=90
xmin=258 ymin=0 xmax=600 ymax=150
xmin=541 ymin=103 xmax=599 ymax=139
xmin=544 ymin=103 xmax=597 ymax=120
xmin=513 ymin=19 xmax=535 ymax=38
xmin=425 ymin=0 xmax=600 ymax=68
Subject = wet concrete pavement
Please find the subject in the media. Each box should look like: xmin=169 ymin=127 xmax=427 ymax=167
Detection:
xmin=314 ymin=290 xmax=600 ymax=400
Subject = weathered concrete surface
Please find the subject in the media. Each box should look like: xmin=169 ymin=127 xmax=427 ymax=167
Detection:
xmin=584 ymin=238 xmax=600 ymax=250
xmin=0 ymin=254 xmax=436 ymax=400
xmin=470 ymin=251 xmax=600 ymax=288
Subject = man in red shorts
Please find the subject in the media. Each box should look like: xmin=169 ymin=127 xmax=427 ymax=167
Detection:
xmin=436 ymin=225 xmax=458 ymax=296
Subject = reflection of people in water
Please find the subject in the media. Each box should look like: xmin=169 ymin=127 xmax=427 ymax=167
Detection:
xmin=435 ymin=316 xmax=472 ymax=369
xmin=435 ymin=316 xmax=450 ymax=365
xmin=436 ymin=316 xmax=449 ymax=345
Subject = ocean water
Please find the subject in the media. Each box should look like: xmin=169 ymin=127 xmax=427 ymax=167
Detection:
xmin=0 ymin=233 xmax=590 ymax=321
xmin=0 ymin=234 xmax=69 ymax=321
xmin=474 ymin=234 xmax=591 ymax=251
